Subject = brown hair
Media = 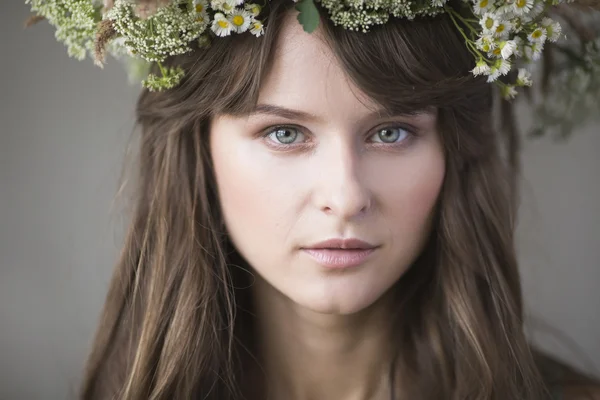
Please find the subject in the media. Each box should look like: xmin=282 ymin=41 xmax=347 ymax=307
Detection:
xmin=80 ymin=1 xmax=595 ymax=399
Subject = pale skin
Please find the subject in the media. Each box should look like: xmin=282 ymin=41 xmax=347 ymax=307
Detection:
xmin=210 ymin=12 xmax=446 ymax=400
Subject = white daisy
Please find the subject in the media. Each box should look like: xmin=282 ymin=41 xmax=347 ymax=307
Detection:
xmin=476 ymin=34 xmax=497 ymax=52
xmin=494 ymin=20 xmax=513 ymax=39
xmin=528 ymin=27 xmax=547 ymax=44
xmin=211 ymin=0 xmax=237 ymax=14
xmin=496 ymin=4 xmax=515 ymax=19
xmin=193 ymin=0 xmax=208 ymax=14
xmin=211 ymin=12 xmax=233 ymax=36
xmin=472 ymin=0 xmax=492 ymax=14
xmin=195 ymin=10 xmax=209 ymax=25
xmin=510 ymin=17 xmax=524 ymax=33
xmin=516 ymin=68 xmax=533 ymax=86
xmin=495 ymin=58 xmax=511 ymax=75
xmin=244 ymin=3 xmax=262 ymax=17
xmin=480 ymin=12 xmax=500 ymax=35
xmin=512 ymin=0 xmax=534 ymax=16
xmin=250 ymin=20 xmax=264 ymax=37
xmin=229 ymin=9 xmax=252 ymax=33
xmin=487 ymin=67 xmax=501 ymax=82
xmin=527 ymin=0 xmax=545 ymax=20
xmin=512 ymin=36 xmax=524 ymax=57
xmin=541 ymin=17 xmax=562 ymax=42
xmin=524 ymin=42 xmax=544 ymax=61
xmin=472 ymin=59 xmax=491 ymax=76
xmin=210 ymin=0 xmax=224 ymax=10
xmin=489 ymin=47 xmax=502 ymax=59
xmin=500 ymin=40 xmax=517 ymax=59
xmin=501 ymin=85 xmax=518 ymax=99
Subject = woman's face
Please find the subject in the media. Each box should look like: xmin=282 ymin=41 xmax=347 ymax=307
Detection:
xmin=210 ymin=16 xmax=445 ymax=315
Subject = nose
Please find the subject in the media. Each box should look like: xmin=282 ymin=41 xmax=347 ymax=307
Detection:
xmin=313 ymin=141 xmax=372 ymax=220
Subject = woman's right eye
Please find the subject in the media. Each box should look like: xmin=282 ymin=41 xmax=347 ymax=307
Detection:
xmin=264 ymin=126 xmax=305 ymax=145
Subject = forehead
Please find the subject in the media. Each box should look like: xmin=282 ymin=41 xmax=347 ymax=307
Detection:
xmin=257 ymin=12 xmax=382 ymax=118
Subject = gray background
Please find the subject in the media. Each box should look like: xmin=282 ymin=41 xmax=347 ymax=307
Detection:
xmin=1 ymin=3 xmax=599 ymax=399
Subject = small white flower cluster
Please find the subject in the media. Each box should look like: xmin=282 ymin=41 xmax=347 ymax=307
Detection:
xmin=455 ymin=0 xmax=569 ymax=98
xmin=101 ymin=0 xmax=264 ymax=90
xmin=104 ymin=0 xmax=209 ymax=63
xmin=26 ymin=0 xmax=101 ymax=60
xmin=319 ymin=0 xmax=447 ymax=32
xmin=144 ymin=65 xmax=186 ymax=90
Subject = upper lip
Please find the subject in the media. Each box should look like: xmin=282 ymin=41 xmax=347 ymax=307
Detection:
xmin=303 ymin=238 xmax=377 ymax=250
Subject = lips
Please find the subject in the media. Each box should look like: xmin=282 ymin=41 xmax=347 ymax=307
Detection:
xmin=303 ymin=238 xmax=376 ymax=250
xmin=301 ymin=238 xmax=378 ymax=269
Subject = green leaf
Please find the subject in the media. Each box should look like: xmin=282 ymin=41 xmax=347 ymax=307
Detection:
xmin=295 ymin=0 xmax=320 ymax=33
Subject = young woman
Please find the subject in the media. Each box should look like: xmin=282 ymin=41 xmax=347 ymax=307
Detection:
xmin=24 ymin=0 xmax=599 ymax=398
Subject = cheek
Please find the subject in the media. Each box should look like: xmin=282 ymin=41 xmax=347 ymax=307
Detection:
xmin=375 ymin=145 xmax=445 ymax=252
xmin=210 ymin=134 xmax=298 ymax=264
xmin=394 ymin=165 xmax=444 ymax=223
xmin=217 ymin=169 xmax=293 ymax=237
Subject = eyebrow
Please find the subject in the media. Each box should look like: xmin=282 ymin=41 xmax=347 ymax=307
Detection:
xmin=248 ymin=104 xmax=323 ymax=122
xmin=247 ymin=103 xmax=434 ymax=122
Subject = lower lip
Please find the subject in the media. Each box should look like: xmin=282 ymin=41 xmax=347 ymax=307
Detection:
xmin=301 ymin=248 xmax=377 ymax=269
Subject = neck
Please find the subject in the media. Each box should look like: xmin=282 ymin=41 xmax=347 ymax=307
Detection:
xmin=250 ymin=276 xmax=397 ymax=400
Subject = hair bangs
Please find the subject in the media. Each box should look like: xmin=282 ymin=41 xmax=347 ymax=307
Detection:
xmin=319 ymin=7 xmax=492 ymax=114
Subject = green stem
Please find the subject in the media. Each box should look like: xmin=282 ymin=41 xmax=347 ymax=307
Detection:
xmin=446 ymin=9 xmax=483 ymax=60
xmin=157 ymin=61 xmax=167 ymax=77
xmin=445 ymin=6 xmax=480 ymax=36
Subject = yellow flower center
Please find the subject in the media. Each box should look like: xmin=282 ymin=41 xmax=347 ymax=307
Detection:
xmin=251 ymin=5 xmax=260 ymax=15
xmin=516 ymin=0 xmax=526 ymax=8
xmin=218 ymin=20 xmax=229 ymax=28
xmin=195 ymin=4 xmax=204 ymax=12
xmin=493 ymin=48 xmax=501 ymax=56
xmin=223 ymin=3 xmax=232 ymax=11
xmin=485 ymin=18 xmax=494 ymax=29
xmin=532 ymin=29 xmax=542 ymax=38
xmin=232 ymin=15 xmax=244 ymax=26
xmin=496 ymin=24 xmax=505 ymax=33
xmin=479 ymin=0 xmax=488 ymax=8
xmin=482 ymin=44 xmax=491 ymax=52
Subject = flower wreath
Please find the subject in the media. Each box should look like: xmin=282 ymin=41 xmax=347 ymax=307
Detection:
xmin=24 ymin=0 xmax=600 ymax=114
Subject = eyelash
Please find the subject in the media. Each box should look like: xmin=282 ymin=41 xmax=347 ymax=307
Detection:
xmin=260 ymin=123 xmax=419 ymax=151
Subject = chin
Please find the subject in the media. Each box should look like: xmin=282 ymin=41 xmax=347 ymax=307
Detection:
xmin=288 ymin=280 xmax=390 ymax=316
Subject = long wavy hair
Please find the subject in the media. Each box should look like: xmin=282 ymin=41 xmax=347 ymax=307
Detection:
xmin=80 ymin=1 xmax=593 ymax=399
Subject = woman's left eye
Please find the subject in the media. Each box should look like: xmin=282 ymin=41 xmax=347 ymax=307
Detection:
xmin=369 ymin=126 xmax=412 ymax=144
xmin=264 ymin=126 xmax=305 ymax=145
